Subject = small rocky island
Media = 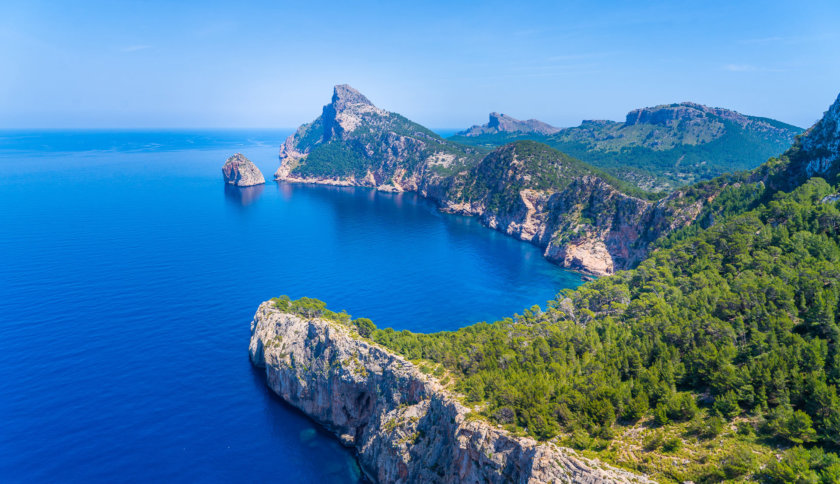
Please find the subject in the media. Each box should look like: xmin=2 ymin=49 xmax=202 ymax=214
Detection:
xmin=222 ymin=153 xmax=265 ymax=186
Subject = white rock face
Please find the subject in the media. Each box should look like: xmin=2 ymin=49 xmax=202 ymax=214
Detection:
xmin=222 ymin=153 xmax=265 ymax=186
xmin=798 ymin=93 xmax=840 ymax=178
xmin=249 ymin=302 xmax=655 ymax=484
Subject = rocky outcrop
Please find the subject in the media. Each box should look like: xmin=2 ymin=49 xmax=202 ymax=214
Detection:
xmin=222 ymin=153 xmax=265 ymax=186
xmin=785 ymin=92 xmax=840 ymax=182
xmin=274 ymin=84 xmax=482 ymax=190
xmin=274 ymin=86 xmax=716 ymax=276
xmin=249 ymin=302 xmax=654 ymax=484
xmin=457 ymin=112 xmax=561 ymax=137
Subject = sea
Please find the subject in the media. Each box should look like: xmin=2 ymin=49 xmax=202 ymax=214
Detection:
xmin=0 ymin=130 xmax=582 ymax=482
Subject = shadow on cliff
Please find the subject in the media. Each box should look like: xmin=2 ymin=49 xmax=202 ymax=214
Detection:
xmin=248 ymin=365 xmax=371 ymax=483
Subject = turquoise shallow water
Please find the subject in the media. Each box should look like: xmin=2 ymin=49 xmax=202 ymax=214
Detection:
xmin=0 ymin=130 xmax=581 ymax=482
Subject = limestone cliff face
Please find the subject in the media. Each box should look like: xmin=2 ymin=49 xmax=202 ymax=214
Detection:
xmin=273 ymin=86 xmax=717 ymax=276
xmin=222 ymin=153 xmax=265 ymax=186
xmin=438 ymin=142 xmax=706 ymax=276
xmin=275 ymin=84 xmax=483 ymax=193
xmin=249 ymin=302 xmax=654 ymax=484
xmin=784 ymin=93 xmax=840 ymax=183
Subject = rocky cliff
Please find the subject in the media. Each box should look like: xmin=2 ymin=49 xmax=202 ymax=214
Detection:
xmin=222 ymin=153 xmax=265 ymax=186
xmin=249 ymin=301 xmax=654 ymax=484
xmin=275 ymin=84 xmax=483 ymax=193
xmin=784 ymin=92 xmax=840 ymax=184
xmin=275 ymin=86 xmax=714 ymax=276
xmin=457 ymin=112 xmax=561 ymax=137
xmin=439 ymin=141 xmax=713 ymax=275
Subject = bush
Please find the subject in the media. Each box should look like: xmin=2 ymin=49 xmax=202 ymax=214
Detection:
xmin=623 ymin=391 xmax=649 ymax=422
xmin=765 ymin=406 xmax=818 ymax=444
xmin=722 ymin=445 xmax=756 ymax=479
xmin=568 ymin=429 xmax=591 ymax=450
xmin=353 ymin=318 xmax=375 ymax=338
xmin=713 ymin=391 xmax=742 ymax=419
xmin=762 ymin=446 xmax=840 ymax=484
xmin=665 ymin=392 xmax=699 ymax=422
xmin=643 ymin=432 xmax=664 ymax=451
xmin=653 ymin=404 xmax=669 ymax=426
xmin=662 ymin=437 xmax=683 ymax=453
xmin=691 ymin=415 xmax=724 ymax=438
xmin=736 ymin=421 xmax=754 ymax=436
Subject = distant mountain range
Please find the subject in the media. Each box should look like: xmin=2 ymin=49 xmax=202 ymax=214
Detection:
xmin=458 ymin=112 xmax=562 ymax=137
xmin=449 ymin=104 xmax=802 ymax=191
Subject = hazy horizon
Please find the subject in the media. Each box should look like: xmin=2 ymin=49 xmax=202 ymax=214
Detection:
xmin=2 ymin=0 xmax=839 ymax=130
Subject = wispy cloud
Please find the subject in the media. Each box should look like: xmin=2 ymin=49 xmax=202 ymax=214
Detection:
xmin=739 ymin=33 xmax=837 ymax=45
xmin=723 ymin=64 xmax=786 ymax=73
xmin=739 ymin=36 xmax=787 ymax=44
xmin=546 ymin=52 xmax=616 ymax=62
xmin=121 ymin=45 xmax=151 ymax=53
xmin=723 ymin=64 xmax=757 ymax=72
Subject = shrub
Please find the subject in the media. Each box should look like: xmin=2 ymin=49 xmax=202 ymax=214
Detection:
xmin=353 ymin=318 xmax=375 ymax=338
xmin=713 ymin=391 xmax=742 ymax=419
xmin=722 ymin=445 xmax=756 ymax=479
xmin=662 ymin=437 xmax=683 ymax=453
xmin=568 ymin=429 xmax=591 ymax=450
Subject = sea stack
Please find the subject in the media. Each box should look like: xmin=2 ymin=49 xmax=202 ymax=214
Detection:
xmin=222 ymin=153 xmax=265 ymax=186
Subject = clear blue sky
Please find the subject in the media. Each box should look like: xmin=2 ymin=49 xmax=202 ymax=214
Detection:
xmin=1 ymin=0 xmax=838 ymax=129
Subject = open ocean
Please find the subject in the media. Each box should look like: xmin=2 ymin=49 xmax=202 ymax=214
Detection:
xmin=0 ymin=130 xmax=581 ymax=482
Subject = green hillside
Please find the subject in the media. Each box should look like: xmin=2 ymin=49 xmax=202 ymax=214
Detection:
xmin=450 ymin=106 xmax=802 ymax=192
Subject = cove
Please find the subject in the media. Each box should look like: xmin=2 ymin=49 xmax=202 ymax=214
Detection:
xmin=0 ymin=130 xmax=581 ymax=482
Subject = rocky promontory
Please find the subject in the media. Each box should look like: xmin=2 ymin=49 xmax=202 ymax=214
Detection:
xmin=249 ymin=301 xmax=654 ymax=484
xmin=274 ymin=86 xmax=720 ymax=276
xmin=222 ymin=153 xmax=265 ymax=186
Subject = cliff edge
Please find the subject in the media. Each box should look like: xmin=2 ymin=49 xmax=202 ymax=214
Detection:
xmin=249 ymin=301 xmax=654 ymax=484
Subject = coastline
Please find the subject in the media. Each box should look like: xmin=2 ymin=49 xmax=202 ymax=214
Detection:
xmin=249 ymin=301 xmax=654 ymax=483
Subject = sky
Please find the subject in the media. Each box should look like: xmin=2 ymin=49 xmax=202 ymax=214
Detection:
xmin=1 ymin=0 xmax=839 ymax=130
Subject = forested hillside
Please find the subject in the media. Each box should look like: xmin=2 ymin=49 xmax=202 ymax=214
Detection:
xmin=450 ymin=103 xmax=802 ymax=192
xmin=283 ymin=93 xmax=840 ymax=483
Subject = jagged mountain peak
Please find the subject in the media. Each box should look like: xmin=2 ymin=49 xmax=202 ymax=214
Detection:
xmin=330 ymin=84 xmax=375 ymax=111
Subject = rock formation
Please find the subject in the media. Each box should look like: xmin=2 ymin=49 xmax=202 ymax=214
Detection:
xmin=274 ymin=86 xmax=717 ymax=276
xmin=249 ymin=302 xmax=654 ymax=484
xmin=222 ymin=153 xmax=265 ymax=186
xmin=784 ymin=92 xmax=840 ymax=183
xmin=457 ymin=112 xmax=561 ymax=137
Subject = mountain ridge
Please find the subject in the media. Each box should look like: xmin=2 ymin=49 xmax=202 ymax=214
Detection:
xmin=275 ymin=85 xmax=702 ymax=275
xmin=449 ymin=102 xmax=802 ymax=191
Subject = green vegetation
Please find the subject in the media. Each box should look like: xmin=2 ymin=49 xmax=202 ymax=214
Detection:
xmin=450 ymin=118 xmax=801 ymax=191
xmin=289 ymin=109 xmax=486 ymax=181
xmin=364 ymin=171 xmax=840 ymax=481
xmin=274 ymin=89 xmax=839 ymax=481
xmin=292 ymin=140 xmax=371 ymax=179
xmin=270 ymin=295 xmax=351 ymax=324
xmin=451 ymin=141 xmax=661 ymax=211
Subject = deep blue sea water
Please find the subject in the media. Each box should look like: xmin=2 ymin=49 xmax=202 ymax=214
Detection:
xmin=0 ymin=130 xmax=582 ymax=483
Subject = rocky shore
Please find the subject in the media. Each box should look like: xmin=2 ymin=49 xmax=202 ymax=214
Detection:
xmin=271 ymin=85 xmax=720 ymax=276
xmin=249 ymin=301 xmax=654 ymax=483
